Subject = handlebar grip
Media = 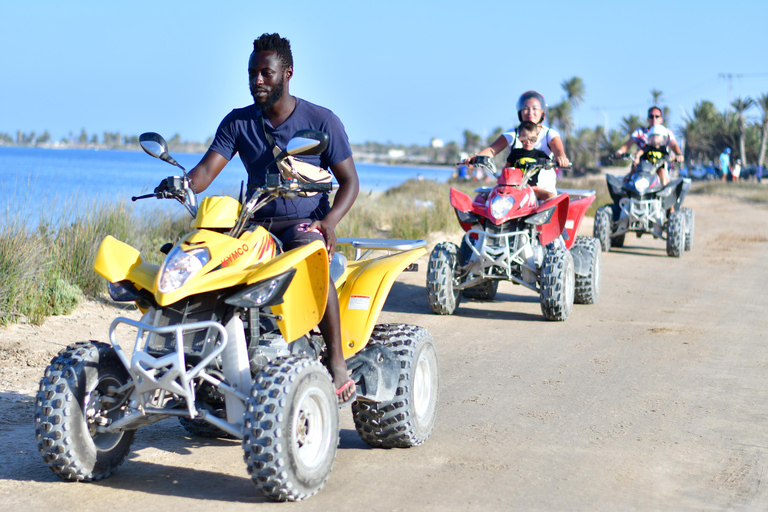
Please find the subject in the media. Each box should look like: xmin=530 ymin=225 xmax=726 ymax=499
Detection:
xmin=299 ymin=182 xmax=335 ymax=193
xmin=132 ymin=193 xmax=156 ymax=201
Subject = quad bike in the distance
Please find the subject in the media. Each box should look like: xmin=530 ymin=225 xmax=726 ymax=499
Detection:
xmin=34 ymin=130 xmax=439 ymax=502
xmin=593 ymin=154 xmax=693 ymax=257
xmin=426 ymin=157 xmax=601 ymax=321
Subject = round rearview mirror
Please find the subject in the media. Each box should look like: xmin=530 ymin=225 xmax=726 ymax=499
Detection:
xmin=286 ymin=129 xmax=329 ymax=156
xmin=140 ymin=132 xmax=169 ymax=160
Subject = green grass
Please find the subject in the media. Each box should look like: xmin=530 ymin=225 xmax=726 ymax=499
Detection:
xmin=558 ymin=175 xmax=612 ymax=217
xmin=1 ymin=194 xmax=189 ymax=326
xmin=689 ymin=180 xmax=768 ymax=203
xmin=5 ymin=173 xmax=762 ymax=326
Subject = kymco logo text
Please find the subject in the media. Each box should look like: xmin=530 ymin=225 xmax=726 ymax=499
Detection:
xmin=221 ymin=244 xmax=249 ymax=268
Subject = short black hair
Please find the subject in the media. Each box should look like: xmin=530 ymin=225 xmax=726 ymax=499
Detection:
xmin=519 ymin=121 xmax=538 ymax=134
xmin=252 ymin=33 xmax=293 ymax=70
xmin=648 ymin=106 xmax=662 ymax=117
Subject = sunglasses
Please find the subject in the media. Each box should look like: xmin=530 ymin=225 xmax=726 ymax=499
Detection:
xmin=519 ymin=136 xmax=537 ymax=143
xmin=648 ymin=114 xmax=661 ymax=119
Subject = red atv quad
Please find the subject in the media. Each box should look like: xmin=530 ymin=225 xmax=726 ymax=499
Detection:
xmin=426 ymin=158 xmax=601 ymax=321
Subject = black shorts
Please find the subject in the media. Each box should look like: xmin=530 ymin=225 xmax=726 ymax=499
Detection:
xmin=251 ymin=217 xmax=325 ymax=252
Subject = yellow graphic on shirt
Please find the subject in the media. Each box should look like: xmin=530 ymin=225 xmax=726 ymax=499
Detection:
xmin=644 ymin=150 xmax=665 ymax=164
xmin=512 ymin=156 xmax=537 ymax=169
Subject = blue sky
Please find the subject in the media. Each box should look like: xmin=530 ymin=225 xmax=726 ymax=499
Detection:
xmin=2 ymin=0 xmax=767 ymax=147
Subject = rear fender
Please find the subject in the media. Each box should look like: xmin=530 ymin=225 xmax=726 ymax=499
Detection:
xmin=536 ymin=194 xmax=570 ymax=246
xmin=337 ymin=247 xmax=427 ymax=358
xmin=94 ymin=235 xmax=159 ymax=292
xmin=563 ymin=195 xmax=596 ymax=250
xmin=249 ymin=240 xmax=329 ymax=344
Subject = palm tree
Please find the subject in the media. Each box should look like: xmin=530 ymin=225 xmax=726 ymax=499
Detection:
xmin=462 ymin=129 xmax=482 ymax=154
xmin=562 ymin=77 xmax=585 ymax=109
xmin=650 ymin=89 xmax=664 ymax=105
xmin=549 ymin=100 xmax=573 ymax=156
xmin=756 ymin=93 xmax=768 ymax=168
xmin=731 ymin=97 xmax=754 ymax=165
xmin=620 ymin=115 xmax=642 ymax=137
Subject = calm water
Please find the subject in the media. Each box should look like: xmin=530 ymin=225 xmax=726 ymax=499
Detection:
xmin=0 ymin=146 xmax=451 ymax=227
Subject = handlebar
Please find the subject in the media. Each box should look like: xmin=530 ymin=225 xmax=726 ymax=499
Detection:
xmin=297 ymin=182 xmax=335 ymax=193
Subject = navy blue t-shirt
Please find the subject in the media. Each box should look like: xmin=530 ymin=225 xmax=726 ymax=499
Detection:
xmin=209 ymin=98 xmax=353 ymax=219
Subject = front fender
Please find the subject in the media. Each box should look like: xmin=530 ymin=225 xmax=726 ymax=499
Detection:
xmin=250 ymin=240 xmax=329 ymax=344
xmin=337 ymin=247 xmax=426 ymax=358
xmin=94 ymin=235 xmax=159 ymax=292
xmin=536 ymin=194 xmax=570 ymax=247
xmin=563 ymin=194 xmax=596 ymax=250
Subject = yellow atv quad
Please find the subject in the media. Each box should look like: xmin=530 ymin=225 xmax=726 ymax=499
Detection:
xmin=34 ymin=131 xmax=439 ymax=502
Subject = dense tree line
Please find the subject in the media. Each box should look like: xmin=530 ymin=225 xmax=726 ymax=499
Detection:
xmin=4 ymin=87 xmax=768 ymax=169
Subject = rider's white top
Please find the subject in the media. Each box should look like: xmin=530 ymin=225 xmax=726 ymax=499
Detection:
xmin=502 ymin=124 xmax=560 ymax=154
xmin=502 ymin=125 xmax=559 ymax=194
xmin=631 ymin=124 xmax=677 ymax=148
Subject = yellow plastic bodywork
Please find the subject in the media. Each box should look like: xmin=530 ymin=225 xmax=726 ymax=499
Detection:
xmin=94 ymin=212 xmax=422 ymax=357
xmin=94 ymin=236 xmax=159 ymax=292
xmin=191 ymin=196 xmax=240 ymax=229
xmin=251 ymin=240 xmax=329 ymax=343
xmin=154 ymin=227 xmax=276 ymax=306
xmin=336 ymin=247 xmax=426 ymax=358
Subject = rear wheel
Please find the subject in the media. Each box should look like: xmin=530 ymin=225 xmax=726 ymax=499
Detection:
xmin=681 ymin=207 xmax=695 ymax=251
xmin=352 ymin=324 xmax=439 ymax=448
xmin=572 ymin=236 xmax=601 ymax=305
xmin=242 ymin=356 xmax=339 ymax=502
xmin=426 ymin=242 xmax=461 ymax=315
xmin=666 ymin=211 xmax=685 ymax=258
xmin=35 ymin=341 xmax=135 ymax=481
xmin=540 ymin=246 xmax=575 ymax=321
xmin=593 ymin=205 xmax=612 ymax=252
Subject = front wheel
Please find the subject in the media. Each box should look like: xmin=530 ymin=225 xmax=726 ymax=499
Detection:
xmin=242 ymin=356 xmax=339 ymax=502
xmin=539 ymin=246 xmax=575 ymax=321
xmin=593 ymin=205 xmax=613 ymax=252
xmin=352 ymin=324 xmax=439 ymax=448
xmin=572 ymin=236 xmax=601 ymax=305
xmin=666 ymin=211 xmax=685 ymax=258
xmin=35 ymin=341 xmax=135 ymax=481
xmin=426 ymin=242 xmax=461 ymax=315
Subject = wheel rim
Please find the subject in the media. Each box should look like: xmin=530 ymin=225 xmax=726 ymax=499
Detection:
xmin=565 ymin=255 xmax=575 ymax=306
xmin=83 ymin=375 xmax=126 ymax=451
xmin=413 ymin=350 xmax=434 ymax=421
xmin=292 ymin=387 xmax=333 ymax=471
xmin=593 ymin=247 xmax=601 ymax=293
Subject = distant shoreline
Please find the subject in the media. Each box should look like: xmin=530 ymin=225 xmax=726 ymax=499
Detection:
xmin=0 ymin=143 xmax=455 ymax=170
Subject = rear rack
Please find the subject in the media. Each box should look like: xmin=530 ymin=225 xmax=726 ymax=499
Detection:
xmin=337 ymin=237 xmax=426 ymax=261
xmin=557 ymin=188 xmax=596 ymax=198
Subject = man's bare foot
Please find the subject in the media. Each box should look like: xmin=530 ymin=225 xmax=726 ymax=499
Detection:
xmin=329 ymin=362 xmax=356 ymax=404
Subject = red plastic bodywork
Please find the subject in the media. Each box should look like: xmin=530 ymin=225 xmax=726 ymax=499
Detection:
xmin=449 ymin=168 xmax=594 ymax=250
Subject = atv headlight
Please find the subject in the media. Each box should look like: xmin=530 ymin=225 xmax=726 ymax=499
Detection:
xmin=158 ymin=246 xmax=211 ymax=293
xmin=525 ymin=207 xmax=555 ymax=226
xmin=635 ymin=177 xmax=650 ymax=194
xmin=490 ymin=195 xmax=515 ymax=219
xmin=225 ymin=269 xmax=296 ymax=308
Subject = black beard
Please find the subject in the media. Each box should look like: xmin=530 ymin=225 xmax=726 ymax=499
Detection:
xmin=252 ymin=78 xmax=285 ymax=110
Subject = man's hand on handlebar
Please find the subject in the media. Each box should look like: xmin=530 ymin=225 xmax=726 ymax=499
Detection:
xmin=154 ymin=176 xmax=186 ymax=200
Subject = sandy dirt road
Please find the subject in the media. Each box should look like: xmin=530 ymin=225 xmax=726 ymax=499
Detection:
xmin=2 ymin=192 xmax=768 ymax=511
